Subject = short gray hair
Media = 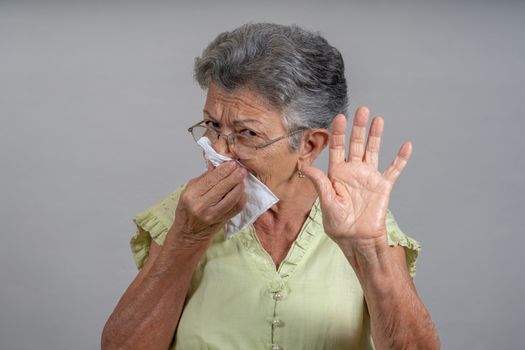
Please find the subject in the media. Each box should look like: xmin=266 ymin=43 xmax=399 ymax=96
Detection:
xmin=193 ymin=22 xmax=349 ymax=150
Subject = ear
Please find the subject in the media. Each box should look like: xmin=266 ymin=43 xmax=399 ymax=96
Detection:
xmin=297 ymin=129 xmax=330 ymax=169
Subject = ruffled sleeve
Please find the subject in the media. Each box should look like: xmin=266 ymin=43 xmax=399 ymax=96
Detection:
xmin=385 ymin=209 xmax=421 ymax=278
xmin=130 ymin=184 xmax=186 ymax=270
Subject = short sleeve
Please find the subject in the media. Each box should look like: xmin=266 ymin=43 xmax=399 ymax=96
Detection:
xmin=385 ymin=209 xmax=421 ymax=278
xmin=130 ymin=184 xmax=186 ymax=270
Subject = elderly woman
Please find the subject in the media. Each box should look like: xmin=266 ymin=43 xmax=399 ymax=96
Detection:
xmin=102 ymin=23 xmax=439 ymax=350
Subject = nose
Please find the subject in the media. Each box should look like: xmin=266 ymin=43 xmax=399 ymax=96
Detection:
xmin=211 ymin=134 xmax=236 ymax=159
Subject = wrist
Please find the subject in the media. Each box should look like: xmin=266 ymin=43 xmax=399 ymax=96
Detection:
xmin=340 ymin=237 xmax=388 ymax=269
xmin=162 ymin=227 xmax=212 ymax=263
xmin=336 ymin=230 xmax=398 ymax=287
xmin=336 ymin=228 xmax=389 ymax=263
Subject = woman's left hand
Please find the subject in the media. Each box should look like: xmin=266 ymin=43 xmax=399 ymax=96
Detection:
xmin=302 ymin=106 xmax=412 ymax=254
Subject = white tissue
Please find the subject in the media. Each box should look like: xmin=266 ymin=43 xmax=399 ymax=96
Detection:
xmin=196 ymin=136 xmax=279 ymax=238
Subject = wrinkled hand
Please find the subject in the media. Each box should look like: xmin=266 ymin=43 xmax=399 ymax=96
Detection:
xmin=302 ymin=106 xmax=412 ymax=251
xmin=171 ymin=161 xmax=247 ymax=246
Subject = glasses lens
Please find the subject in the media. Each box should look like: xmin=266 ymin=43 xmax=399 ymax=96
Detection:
xmin=191 ymin=125 xmax=217 ymax=142
xmin=232 ymin=134 xmax=259 ymax=159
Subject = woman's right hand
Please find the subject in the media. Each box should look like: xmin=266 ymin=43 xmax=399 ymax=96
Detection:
xmin=169 ymin=160 xmax=247 ymax=247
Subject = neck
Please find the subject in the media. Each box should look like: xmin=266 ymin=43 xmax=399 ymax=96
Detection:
xmin=254 ymin=177 xmax=318 ymax=238
xmin=253 ymin=177 xmax=318 ymax=269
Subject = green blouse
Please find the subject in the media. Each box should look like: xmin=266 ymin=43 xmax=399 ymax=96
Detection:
xmin=130 ymin=185 xmax=420 ymax=350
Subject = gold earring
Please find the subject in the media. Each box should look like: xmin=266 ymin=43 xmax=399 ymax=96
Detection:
xmin=298 ymin=170 xmax=306 ymax=178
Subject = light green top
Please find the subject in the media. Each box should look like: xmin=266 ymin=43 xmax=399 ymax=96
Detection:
xmin=130 ymin=184 xmax=421 ymax=350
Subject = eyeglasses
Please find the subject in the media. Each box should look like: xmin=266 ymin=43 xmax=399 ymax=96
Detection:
xmin=187 ymin=120 xmax=305 ymax=159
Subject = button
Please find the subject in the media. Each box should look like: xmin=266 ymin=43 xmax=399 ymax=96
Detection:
xmin=271 ymin=345 xmax=282 ymax=350
xmin=273 ymin=292 xmax=283 ymax=301
xmin=271 ymin=319 xmax=283 ymax=327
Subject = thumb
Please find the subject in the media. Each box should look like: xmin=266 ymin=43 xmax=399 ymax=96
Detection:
xmin=301 ymin=166 xmax=335 ymax=203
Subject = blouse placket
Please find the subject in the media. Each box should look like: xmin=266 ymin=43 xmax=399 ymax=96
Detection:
xmin=236 ymin=199 xmax=322 ymax=350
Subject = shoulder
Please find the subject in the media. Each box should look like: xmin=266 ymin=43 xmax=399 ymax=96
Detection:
xmin=384 ymin=209 xmax=421 ymax=278
xmin=133 ymin=184 xmax=187 ymax=230
xmin=130 ymin=184 xmax=187 ymax=269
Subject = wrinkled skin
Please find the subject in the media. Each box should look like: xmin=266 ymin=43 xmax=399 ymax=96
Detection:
xmin=172 ymin=161 xmax=248 ymax=245
xmin=302 ymin=107 xmax=413 ymax=253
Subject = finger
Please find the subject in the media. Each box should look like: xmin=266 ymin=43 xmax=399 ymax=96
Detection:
xmin=202 ymin=166 xmax=247 ymax=204
xmin=363 ymin=116 xmax=384 ymax=171
xmin=328 ymin=114 xmax=347 ymax=167
xmin=301 ymin=166 xmax=336 ymax=203
xmin=348 ymin=106 xmax=370 ymax=163
xmin=210 ymin=180 xmax=245 ymax=217
xmin=198 ymin=161 xmax=238 ymax=194
xmin=221 ymin=191 xmax=248 ymax=221
xmin=383 ymin=141 xmax=413 ymax=185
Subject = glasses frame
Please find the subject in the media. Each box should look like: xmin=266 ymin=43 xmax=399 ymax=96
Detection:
xmin=187 ymin=120 xmax=305 ymax=150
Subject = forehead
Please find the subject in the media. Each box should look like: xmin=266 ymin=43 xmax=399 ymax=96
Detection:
xmin=204 ymin=83 xmax=284 ymax=126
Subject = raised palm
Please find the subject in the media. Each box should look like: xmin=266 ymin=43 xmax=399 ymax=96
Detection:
xmin=302 ymin=106 xmax=412 ymax=248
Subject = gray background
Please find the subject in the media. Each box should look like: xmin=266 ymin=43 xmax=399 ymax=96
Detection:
xmin=1 ymin=0 xmax=524 ymax=349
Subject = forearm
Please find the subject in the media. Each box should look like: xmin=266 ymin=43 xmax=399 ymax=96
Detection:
xmin=102 ymin=237 xmax=207 ymax=350
xmin=343 ymin=241 xmax=440 ymax=350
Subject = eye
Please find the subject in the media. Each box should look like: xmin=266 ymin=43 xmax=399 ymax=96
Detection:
xmin=204 ymin=120 xmax=221 ymax=130
xmin=239 ymin=129 xmax=259 ymax=137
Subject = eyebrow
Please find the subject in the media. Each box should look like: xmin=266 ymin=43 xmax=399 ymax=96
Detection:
xmin=203 ymin=110 xmax=269 ymax=138
xmin=203 ymin=110 xmax=263 ymax=126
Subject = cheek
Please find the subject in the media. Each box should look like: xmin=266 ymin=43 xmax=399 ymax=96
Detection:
xmin=240 ymin=148 xmax=274 ymax=178
xmin=242 ymin=147 xmax=297 ymax=182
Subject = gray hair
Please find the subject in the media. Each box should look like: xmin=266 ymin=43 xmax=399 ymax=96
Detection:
xmin=193 ymin=22 xmax=349 ymax=150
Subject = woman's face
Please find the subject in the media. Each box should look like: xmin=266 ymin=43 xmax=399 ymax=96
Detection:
xmin=202 ymin=82 xmax=300 ymax=197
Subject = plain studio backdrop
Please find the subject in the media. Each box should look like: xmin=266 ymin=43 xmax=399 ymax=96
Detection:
xmin=1 ymin=0 xmax=524 ymax=349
